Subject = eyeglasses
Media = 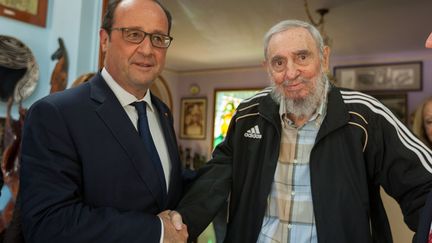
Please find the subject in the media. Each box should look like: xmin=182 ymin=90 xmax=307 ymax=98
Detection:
xmin=111 ymin=27 xmax=173 ymax=48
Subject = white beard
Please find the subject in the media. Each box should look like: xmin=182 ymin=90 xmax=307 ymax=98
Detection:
xmin=270 ymin=72 xmax=328 ymax=118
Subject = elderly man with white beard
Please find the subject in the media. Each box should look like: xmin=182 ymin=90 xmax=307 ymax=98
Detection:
xmin=172 ymin=20 xmax=432 ymax=243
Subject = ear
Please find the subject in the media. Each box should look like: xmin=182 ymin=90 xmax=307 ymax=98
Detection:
xmin=321 ymin=46 xmax=331 ymax=73
xmin=99 ymin=28 xmax=109 ymax=53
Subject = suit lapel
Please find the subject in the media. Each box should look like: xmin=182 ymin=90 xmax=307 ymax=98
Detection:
xmin=89 ymin=75 xmax=166 ymax=209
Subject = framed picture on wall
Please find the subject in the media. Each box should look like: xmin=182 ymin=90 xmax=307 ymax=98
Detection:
xmin=212 ymin=88 xmax=262 ymax=148
xmin=180 ymin=97 xmax=207 ymax=140
xmin=370 ymin=93 xmax=408 ymax=124
xmin=0 ymin=0 xmax=48 ymax=27
xmin=333 ymin=61 xmax=422 ymax=92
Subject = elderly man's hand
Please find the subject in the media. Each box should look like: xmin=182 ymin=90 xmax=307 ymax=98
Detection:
xmin=158 ymin=210 xmax=188 ymax=243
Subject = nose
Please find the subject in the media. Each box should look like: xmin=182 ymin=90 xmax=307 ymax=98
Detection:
xmin=284 ymin=60 xmax=300 ymax=80
xmin=136 ymin=35 xmax=154 ymax=54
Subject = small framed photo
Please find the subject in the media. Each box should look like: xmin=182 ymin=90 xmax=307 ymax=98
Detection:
xmin=334 ymin=61 xmax=422 ymax=92
xmin=0 ymin=0 xmax=48 ymax=27
xmin=180 ymin=97 xmax=207 ymax=139
xmin=370 ymin=93 xmax=408 ymax=124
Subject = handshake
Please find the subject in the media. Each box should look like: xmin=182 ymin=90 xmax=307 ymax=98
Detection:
xmin=158 ymin=210 xmax=188 ymax=243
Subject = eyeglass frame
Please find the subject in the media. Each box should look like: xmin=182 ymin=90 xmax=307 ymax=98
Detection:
xmin=110 ymin=27 xmax=173 ymax=48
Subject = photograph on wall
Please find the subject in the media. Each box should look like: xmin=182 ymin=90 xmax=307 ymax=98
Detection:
xmin=180 ymin=97 xmax=206 ymax=139
xmin=370 ymin=93 xmax=408 ymax=124
xmin=0 ymin=0 xmax=48 ymax=27
xmin=334 ymin=62 xmax=422 ymax=92
xmin=0 ymin=0 xmax=38 ymax=15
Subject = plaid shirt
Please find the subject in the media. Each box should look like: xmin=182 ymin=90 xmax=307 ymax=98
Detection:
xmin=257 ymin=90 xmax=328 ymax=243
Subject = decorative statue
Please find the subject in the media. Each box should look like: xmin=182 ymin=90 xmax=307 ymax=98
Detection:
xmin=0 ymin=98 xmax=24 ymax=232
xmin=50 ymin=38 xmax=68 ymax=93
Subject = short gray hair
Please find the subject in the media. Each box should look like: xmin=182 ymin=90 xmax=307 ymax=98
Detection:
xmin=263 ymin=20 xmax=325 ymax=60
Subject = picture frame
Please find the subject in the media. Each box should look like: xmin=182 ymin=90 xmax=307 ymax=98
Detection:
xmin=180 ymin=97 xmax=207 ymax=139
xmin=212 ymin=88 xmax=262 ymax=148
xmin=370 ymin=93 xmax=408 ymax=124
xmin=333 ymin=61 xmax=422 ymax=92
xmin=0 ymin=0 xmax=48 ymax=27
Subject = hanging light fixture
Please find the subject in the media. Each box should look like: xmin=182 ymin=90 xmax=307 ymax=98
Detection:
xmin=303 ymin=0 xmax=336 ymax=83
xmin=304 ymin=0 xmax=332 ymax=47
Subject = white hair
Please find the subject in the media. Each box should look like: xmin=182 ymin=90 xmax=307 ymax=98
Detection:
xmin=263 ymin=20 xmax=325 ymax=61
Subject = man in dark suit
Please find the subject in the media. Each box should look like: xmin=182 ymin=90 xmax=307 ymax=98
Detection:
xmin=19 ymin=0 xmax=187 ymax=242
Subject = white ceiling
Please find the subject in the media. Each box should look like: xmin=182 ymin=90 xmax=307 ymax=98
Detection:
xmin=160 ymin=0 xmax=432 ymax=72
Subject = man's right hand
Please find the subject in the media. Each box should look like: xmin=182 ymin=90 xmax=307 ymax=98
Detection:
xmin=158 ymin=210 xmax=188 ymax=243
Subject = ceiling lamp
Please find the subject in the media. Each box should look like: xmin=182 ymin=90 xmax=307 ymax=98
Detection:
xmin=303 ymin=0 xmax=332 ymax=47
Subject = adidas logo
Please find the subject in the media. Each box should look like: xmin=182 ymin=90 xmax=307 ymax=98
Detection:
xmin=244 ymin=125 xmax=262 ymax=139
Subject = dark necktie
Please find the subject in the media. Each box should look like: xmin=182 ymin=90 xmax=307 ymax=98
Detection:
xmin=132 ymin=101 xmax=167 ymax=195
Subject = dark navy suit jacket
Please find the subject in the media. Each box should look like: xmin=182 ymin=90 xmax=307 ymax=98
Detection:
xmin=19 ymin=73 xmax=183 ymax=243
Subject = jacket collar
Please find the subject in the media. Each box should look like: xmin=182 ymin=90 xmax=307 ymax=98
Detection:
xmin=258 ymin=93 xmax=281 ymax=133
xmin=258 ymin=85 xmax=350 ymax=140
xmin=315 ymin=85 xmax=350 ymax=142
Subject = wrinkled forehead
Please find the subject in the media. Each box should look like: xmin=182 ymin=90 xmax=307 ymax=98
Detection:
xmin=267 ymin=28 xmax=318 ymax=57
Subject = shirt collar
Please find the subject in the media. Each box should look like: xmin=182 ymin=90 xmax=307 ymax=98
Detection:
xmin=101 ymin=68 xmax=154 ymax=112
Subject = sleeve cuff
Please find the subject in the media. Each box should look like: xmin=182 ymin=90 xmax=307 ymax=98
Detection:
xmin=158 ymin=216 xmax=164 ymax=243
